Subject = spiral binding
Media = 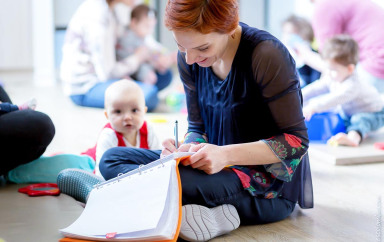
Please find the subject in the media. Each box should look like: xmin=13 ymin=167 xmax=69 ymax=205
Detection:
xmin=138 ymin=164 xmax=144 ymax=175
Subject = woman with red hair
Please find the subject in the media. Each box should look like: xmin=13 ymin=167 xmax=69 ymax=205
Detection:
xmin=99 ymin=0 xmax=314 ymax=240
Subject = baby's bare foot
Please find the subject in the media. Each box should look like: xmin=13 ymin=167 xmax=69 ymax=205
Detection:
xmin=19 ymin=98 xmax=37 ymax=110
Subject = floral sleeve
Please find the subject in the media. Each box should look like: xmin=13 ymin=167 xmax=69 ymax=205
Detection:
xmin=262 ymin=134 xmax=307 ymax=182
xmin=183 ymin=132 xmax=208 ymax=145
xmin=251 ymin=40 xmax=309 ymax=183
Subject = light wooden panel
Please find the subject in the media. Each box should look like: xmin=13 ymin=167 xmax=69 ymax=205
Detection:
xmin=309 ymin=129 xmax=384 ymax=165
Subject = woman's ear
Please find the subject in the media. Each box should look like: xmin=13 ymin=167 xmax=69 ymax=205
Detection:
xmin=230 ymin=29 xmax=237 ymax=39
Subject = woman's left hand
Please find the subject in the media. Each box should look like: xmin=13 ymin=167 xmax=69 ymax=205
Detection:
xmin=182 ymin=143 xmax=229 ymax=175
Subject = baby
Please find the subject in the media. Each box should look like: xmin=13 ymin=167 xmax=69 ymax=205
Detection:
xmin=302 ymin=35 xmax=384 ymax=146
xmin=82 ymin=79 xmax=161 ymax=176
xmin=116 ymin=4 xmax=176 ymax=85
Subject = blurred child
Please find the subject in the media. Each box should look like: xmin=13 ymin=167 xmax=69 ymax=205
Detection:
xmin=302 ymin=35 xmax=384 ymax=146
xmin=116 ymin=4 xmax=176 ymax=87
xmin=82 ymin=79 xmax=162 ymax=176
xmin=282 ymin=15 xmax=321 ymax=87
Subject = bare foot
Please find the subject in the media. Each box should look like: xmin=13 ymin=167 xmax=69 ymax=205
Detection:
xmin=19 ymin=98 xmax=37 ymax=110
xmin=327 ymin=132 xmax=359 ymax=147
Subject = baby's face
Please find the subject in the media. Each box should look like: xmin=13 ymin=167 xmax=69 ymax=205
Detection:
xmin=106 ymin=91 xmax=147 ymax=137
xmin=132 ymin=15 xmax=156 ymax=38
xmin=324 ymin=59 xmax=352 ymax=83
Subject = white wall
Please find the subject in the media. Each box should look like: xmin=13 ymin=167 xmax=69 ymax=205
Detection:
xmin=268 ymin=0 xmax=295 ymax=39
xmin=54 ymin=0 xmax=84 ymax=28
xmin=239 ymin=0 xmax=265 ymax=29
xmin=0 ymin=0 xmax=56 ymax=85
xmin=0 ymin=0 xmax=33 ymax=70
xmin=32 ymin=0 xmax=55 ymax=85
xmin=372 ymin=0 xmax=384 ymax=8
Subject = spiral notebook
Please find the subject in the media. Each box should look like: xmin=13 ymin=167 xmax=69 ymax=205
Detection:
xmin=60 ymin=152 xmax=194 ymax=242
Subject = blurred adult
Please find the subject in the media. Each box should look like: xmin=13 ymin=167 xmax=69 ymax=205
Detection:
xmin=281 ymin=15 xmax=321 ymax=87
xmin=61 ymin=0 xmax=172 ymax=110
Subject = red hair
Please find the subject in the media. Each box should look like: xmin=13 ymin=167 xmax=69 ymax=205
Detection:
xmin=164 ymin=0 xmax=239 ymax=34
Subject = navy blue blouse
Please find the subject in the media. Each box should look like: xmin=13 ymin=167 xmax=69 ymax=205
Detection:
xmin=179 ymin=23 xmax=313 ymax=209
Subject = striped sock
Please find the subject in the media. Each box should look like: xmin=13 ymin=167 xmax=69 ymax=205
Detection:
xmin=57 ymin=168 xmax=104 ymax=203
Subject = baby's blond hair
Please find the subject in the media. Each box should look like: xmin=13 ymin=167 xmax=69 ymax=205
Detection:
xmin=104 ymin=79 xmax=145 ymax=109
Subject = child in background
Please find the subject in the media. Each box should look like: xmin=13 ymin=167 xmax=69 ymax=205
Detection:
xmin=302 ymin=35 xmax=384 ymax=146
xmin=116 ymin=4 xmax=176 ymax=87
xmin=82 ymin=79 xmax=161 ymax=177
xmin=282 ymin=15 xmax=321 ymax=87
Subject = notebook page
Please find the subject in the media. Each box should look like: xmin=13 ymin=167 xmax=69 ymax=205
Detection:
xmin=61 ymin=159 xmax=174 ymax=236
xmin=111 ymin=162 xmax=180 ymax=240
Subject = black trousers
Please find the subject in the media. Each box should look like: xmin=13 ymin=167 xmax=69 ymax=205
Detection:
xmin=100 ymin=147 xmax=296 ymax=225
xmin=0 ymin=86 xmax=55 ymax=175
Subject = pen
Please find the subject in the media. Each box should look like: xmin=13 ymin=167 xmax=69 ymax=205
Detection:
xmin=174 ymin=120 xmax=178 ymax=149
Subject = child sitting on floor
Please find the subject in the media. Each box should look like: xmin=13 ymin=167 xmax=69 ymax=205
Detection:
xmin=82 ymin=79 xmax=161 ymax=177
xmin=302 ymin=35 xmax=384 ymax=146
xmin=116 ymin=4 xmax=176 ymax=85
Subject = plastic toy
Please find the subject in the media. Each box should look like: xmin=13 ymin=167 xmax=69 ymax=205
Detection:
xmin=305 ymin=112 xmax=346 ymax=143
xmin=374 ymin=142 xmax=384 ymax=150
xmin=18 ymin=183 xmax=60 ymax=196
xmin=166 ymin=93 xmax=185 ymax=111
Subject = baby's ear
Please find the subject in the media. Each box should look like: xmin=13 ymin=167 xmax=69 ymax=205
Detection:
xmin=348 ymin=64 xmax=356 ymax=74
xmin=104 ymin=110 xmax=109 ymax=119
xmin=144 ymin=106 xmax=148 ymax=114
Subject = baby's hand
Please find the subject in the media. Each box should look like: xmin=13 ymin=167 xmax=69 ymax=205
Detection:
xmin=153 ymin=55 xmax=173 ymax=73
xmin=135 ymin=46 xmax=150 ymax=62
xmin=303 ymin=106 xmax=315 ymax=121
xmin=142 ymin=70 xmax=157 ymax=85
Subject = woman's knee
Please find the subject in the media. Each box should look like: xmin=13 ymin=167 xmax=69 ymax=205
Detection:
xmin=99 ymin=147 xmax=160 ymax=179
xmin=99 ymin=147 xmax=127 ymax=180
xmin=12 ymin=110 xmax=55 ymax=144
xmin=30 ymin=111 xmax=55 ymax=143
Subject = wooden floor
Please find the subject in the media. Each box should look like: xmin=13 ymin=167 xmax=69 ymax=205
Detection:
xmin=1 ymin=72 xmax=384 ymax=241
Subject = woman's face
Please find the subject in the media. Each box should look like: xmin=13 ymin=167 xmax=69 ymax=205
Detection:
xmin=172 ymin=29 xmax=230 ymax=67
